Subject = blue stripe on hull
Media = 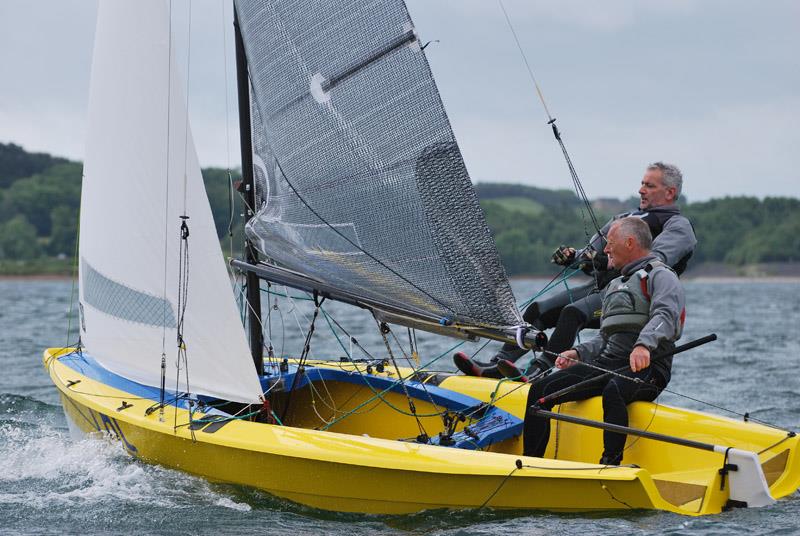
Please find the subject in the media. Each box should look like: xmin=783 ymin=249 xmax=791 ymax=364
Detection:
xmin=57 ymin=350 xmax=522 ymax=449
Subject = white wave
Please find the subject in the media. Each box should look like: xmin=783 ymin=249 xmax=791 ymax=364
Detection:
xmin=0 ymin=422 xmax=251 ymax=512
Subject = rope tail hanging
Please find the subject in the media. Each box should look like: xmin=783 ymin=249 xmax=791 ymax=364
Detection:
xmin=174 ymin=216 xmax=192 ymax=432
xmin=173 ymin=0 xmax=195 ymax=433
xmin=377 ymin=320 xmax=429 ymax=441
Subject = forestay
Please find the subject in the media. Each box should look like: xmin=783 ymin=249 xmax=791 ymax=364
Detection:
xmin=79 ymin=1 xmax=262 ymax=404
xmin=236 ymin=0 xmax=522 ymax=329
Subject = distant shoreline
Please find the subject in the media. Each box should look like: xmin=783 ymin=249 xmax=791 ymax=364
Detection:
xmin=4 ymin=274 xmax=799 ymax=284
xmin=510 ymin=274 xmax=800 ymax=283
xmin=0 ymin=274 xmax=73 ymax=281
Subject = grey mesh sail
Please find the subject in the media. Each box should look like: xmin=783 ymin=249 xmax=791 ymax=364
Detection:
xmin=236 ymin=0 xmax=521 ymax=328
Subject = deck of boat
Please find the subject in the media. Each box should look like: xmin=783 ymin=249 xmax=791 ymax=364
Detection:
xmin=45 ymin=347 xmax=800 ymax=515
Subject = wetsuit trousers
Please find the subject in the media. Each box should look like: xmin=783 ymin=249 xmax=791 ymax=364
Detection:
xmin=522 ymin=333 xmax=670 ymax=464
xmin=499 ymin=283 xmax=602 ymax=365
xmin=542 ymin=291 xmax=602 ymax=356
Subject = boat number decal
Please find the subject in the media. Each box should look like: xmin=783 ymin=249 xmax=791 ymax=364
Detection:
xmin=90 ymin=409 xmax=138 ymax=454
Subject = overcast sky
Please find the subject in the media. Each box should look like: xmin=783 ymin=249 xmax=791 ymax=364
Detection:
xmin=1 ymin=0 xmax=797 ymax=201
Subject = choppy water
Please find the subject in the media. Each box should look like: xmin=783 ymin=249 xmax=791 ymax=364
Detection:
xmin=1 ymin=278 xmax=798 ymax=535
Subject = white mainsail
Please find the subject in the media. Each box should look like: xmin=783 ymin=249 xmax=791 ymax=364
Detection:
xmin=79 ymin=1 xmax=262 ymax=404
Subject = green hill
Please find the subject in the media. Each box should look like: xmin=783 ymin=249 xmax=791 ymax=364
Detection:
xmin=0 ymin=143 xmax=68 ymax=188
xmin=482 ymin=197 xmax=545 ymax=217
xmin=1 ymin=142 xmax=798 ymax=276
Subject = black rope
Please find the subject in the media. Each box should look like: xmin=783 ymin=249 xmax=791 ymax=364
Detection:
xmin=226 ymin=168 xmax=235 ymax=239
xmin=479 ymin=460 xmax=521 ymax=509
xmin=549 ymin=120 xmax=603 ymax=238
xmin=377 ymin=320 xmax=429 ymax=440
xmin=758 ymin=432 xmax=797 ymax=455
xmin=158 ymin=351 xmax=166 ymax=421
xmin=318 ymin=305 xmax=378 ymax=361
xmin=281 ymin=294 xmax=325 ymax=423
xmin=264 ymin=281 xmax=277 ymax=370
xmin=388 ymin=325 xmax=446 ymax=418
xmin=272 ymin=157 xmax=456 ymax=318
xmin=497 ymin=0 xmax=603 ymax=239
xmin=174 ymin=216 xmax=191 ymax=432
xmin=497 ymin=0 xmax=605 ymax=286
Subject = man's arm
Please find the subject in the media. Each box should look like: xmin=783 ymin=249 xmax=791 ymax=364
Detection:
xmin=651 ymin=215 xmax=697 ymax=267
xmin=557 ymin=336 xmax=603 ymax=369
xmin=578 ymin=216 xmax=617 ymax=258
xmin=635 ymin=269 xmax=685 ymax=351
xmin=570 ymin=215 xmax=621 ymax=273
xmin=573 ymin=334 xmax=605 ymax=362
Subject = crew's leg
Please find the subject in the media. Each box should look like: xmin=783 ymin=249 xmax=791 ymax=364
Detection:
xmin=523 ymin=364 xmax=604 ymax=457
xmin=460 ymin=282 xmax=597 ymax=378
xmin=522 ymin=281 xmax=597 ymax=331
xmin=599 ymin=368 xmax=666 ymax=465
xmin=452 ymin=351 xmax=505 ymax=378
xmin=545 ymin=291 xmax=603 ymax=357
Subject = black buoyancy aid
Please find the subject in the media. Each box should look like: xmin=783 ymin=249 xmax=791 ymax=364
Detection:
xmin=601 ymin=261 xmax=685 ymax=337
xmin=628 ymin=207 xmax=693 ymax=275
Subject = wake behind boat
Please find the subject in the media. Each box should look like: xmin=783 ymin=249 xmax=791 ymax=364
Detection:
xmin=45 ymin=0 xmax=799 ymax=516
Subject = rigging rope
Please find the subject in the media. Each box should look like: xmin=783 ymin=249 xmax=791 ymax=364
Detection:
xmin=160 ymin=0 xmax=174 ymax=366
xmin=268 ymin=155 xmax=457 ymax=320
xmin=236 ymin=274 xmax=797 ymax=438
xmin=180 ymin=0 xmax=193 ymax=216
xmin=378 ymin=320 xmax=429 ymax=439
xmin=496 ymin=0 xmax=604 ymax=242
xmin=385 ymin=322 xmax=446 ymax=418
xmin=281 ymin=294 xmax=325 ymax=423
xmin=173 ymin=217 xmax=191 ymax=431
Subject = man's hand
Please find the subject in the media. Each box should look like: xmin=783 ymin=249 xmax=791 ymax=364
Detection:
xmin=551 ymin=245 xmax=576 ymax=266
xmin=629 ymin=345 xmax=651 ymax=372
xmin=556 ymin=349 xmax=579 ymax=369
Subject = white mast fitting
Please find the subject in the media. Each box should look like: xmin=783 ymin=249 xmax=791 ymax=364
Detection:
xmin=79 ymin=0 xmax=263 ymax=404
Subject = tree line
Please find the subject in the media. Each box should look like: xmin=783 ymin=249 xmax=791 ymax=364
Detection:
xmin=1 ymin=142 xmax=798 ymax=275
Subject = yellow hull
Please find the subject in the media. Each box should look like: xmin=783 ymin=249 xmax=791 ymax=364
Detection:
xmin=45 ymin=348 xmax=800 ymax=515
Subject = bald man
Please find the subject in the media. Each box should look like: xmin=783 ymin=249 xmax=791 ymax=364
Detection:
xmin=522 ymin=217 xmax=685 ymax=466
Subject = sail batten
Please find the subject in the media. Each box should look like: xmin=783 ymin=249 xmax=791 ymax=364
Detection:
xmin=237 ymin=0 xmax=522 ymax=329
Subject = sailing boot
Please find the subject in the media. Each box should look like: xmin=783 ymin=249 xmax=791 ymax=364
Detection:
xmin=599 ymin=453 xmax=623 ymax=466
xmin=453 ymin=352 xmax=503 ymax=378
xmin=453 ymin=346 xmax=528 ymax=378
xmin=497 ymin=355 xmax=553 ymax=383
xmin=496 ymin=359 xmax=528 ymax=382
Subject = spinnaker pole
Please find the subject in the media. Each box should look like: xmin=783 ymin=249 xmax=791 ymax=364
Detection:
xmin=234 ymin=6 xmax=264 ymax=375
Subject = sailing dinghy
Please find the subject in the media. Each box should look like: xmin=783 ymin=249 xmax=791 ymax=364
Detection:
xmin=45 ymin=0 xmax=799 ymax=515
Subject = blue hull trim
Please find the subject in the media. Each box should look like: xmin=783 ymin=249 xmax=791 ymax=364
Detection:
xmin=57 ymin=350 xmax=522 ymax=450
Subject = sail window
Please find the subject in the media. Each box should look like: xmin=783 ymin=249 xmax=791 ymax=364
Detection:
xmin=82 ymin=259 xmax=177 ymax=328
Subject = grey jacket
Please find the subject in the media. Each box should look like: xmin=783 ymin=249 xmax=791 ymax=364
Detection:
xmin=583 ymin=205 xmax=697 ymax=272
xmin=574 ymin=253 xmax=686 ymax=360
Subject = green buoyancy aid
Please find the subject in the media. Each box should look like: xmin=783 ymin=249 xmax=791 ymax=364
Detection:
xmin=600 ymin=261 xmax=674 ymax=335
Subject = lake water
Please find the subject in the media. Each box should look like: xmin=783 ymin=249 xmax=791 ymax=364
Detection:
xmin=1 ymin=278 xmax=798 ymax=535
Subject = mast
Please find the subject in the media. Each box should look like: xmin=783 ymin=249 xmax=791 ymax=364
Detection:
xmin=234 ymin=5 xmax=264 ymax=376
